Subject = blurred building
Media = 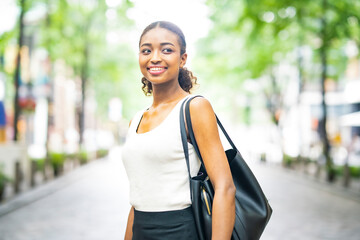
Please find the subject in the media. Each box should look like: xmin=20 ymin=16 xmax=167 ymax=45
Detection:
xmin=297 ymin=50 xmax=360 ymax=167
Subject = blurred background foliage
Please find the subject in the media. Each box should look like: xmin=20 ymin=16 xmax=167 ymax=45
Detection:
xmin=1 ymin=0 xmax=357 ymax=119
xmin=193 ymin=0 xmax=360 ymax=181
xmin=0 ymin=0 xmax=360 ymax=193
xmin=1 ymin=0 xmax=140 ymax=120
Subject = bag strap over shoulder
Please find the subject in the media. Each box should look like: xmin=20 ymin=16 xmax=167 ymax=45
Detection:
xmin=184 ymin=96 xmax=203 ymax=163
xmin=179 ymin=98 xmax=192 ymax=180
xmin=185 ymin=95 xmax=239 ymax=152
xmin=180 ymin=95 xmax=241 ymax=174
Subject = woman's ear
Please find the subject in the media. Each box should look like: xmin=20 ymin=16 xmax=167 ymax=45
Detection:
xmin=180 ymin=53 xmax=187 ymax=68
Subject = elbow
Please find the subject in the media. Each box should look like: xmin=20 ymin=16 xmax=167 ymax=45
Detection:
xmin=216 ymin=181 xmax=236 ymax=200
xmin=224 ymin=181 xmax=236 ymax=203
xmin=227 ymin=183 xmax=236 ymax=199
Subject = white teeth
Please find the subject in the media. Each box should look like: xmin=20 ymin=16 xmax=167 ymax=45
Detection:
xmin=150 ymin=68 xmax=163 ymax=71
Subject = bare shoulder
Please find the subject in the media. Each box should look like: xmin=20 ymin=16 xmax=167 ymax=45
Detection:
xmin=188 ymin=97 xmax=221 ymax=150
xmin=188 ymin=97 xmax=218 ymax=133
xmin=189 ymin=97 xmax=215 ymax=120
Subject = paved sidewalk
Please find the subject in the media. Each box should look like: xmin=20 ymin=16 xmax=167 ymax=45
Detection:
xmin=0 ymin=147 xmax=130 ymax=240
xmin=254 ymin=164 xmax=360 ymax=240
xmin=0 ymin=146 xmax=359 ymax=240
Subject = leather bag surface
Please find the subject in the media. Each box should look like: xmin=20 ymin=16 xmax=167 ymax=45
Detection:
xmin=180 ymin=96 xmax=272 ymax=240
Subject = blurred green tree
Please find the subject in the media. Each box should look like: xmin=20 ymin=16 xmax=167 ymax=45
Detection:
xmin=200 ymin=0 xmax=359 ymax=181
xmin=13 ymin=0 xmax=31 ymax=141
xmin=38 ymin=0 xmax=136 ymax=147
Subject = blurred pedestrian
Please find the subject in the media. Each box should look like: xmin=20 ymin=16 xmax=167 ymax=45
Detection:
xmin=121 ymin=21 xmax=235 ymax=240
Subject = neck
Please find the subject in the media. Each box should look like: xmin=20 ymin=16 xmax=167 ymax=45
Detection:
xmin=151 ymin=82 xmax=188 ymax=108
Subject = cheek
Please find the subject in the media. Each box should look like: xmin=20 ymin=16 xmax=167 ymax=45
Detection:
xmin=165 ymin=56 xmax=182 ymax=67
xmin=139 ymin=58 xmax=148 ymax=70
xmin=139 ymin=66 xmax=147 ymax=76
xmin=138 ymin=56 xmax=145 ymax=67
xmin=138 ymin=58 xmax=148 ymax=75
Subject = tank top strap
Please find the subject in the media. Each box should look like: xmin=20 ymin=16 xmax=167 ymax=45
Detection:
xmin=129 ymin=108 xmax=147 ymax=134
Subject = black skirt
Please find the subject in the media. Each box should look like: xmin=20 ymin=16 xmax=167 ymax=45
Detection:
xmin=132 ymin=206 xmax=199 ymax=240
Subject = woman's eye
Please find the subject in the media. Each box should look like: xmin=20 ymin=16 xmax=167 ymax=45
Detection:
xmin=141 ymin=49 xmax=151 ymax=54
xmin=163 ymin=48 xmax=173 ymax=53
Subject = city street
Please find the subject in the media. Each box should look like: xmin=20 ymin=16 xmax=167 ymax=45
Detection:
xmin=0 ymin=146 xmax=359 ymax=240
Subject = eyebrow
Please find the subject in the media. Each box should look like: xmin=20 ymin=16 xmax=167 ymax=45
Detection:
xmin=140 ymin=42 xmax=175 ymax=48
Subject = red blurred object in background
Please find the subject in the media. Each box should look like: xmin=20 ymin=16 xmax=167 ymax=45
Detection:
xmin=18 ymin=98 xmax=36 ymax=113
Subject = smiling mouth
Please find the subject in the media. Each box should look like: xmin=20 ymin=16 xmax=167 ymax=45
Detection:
xmin=148 ymin=67 xmax=167 ymax=75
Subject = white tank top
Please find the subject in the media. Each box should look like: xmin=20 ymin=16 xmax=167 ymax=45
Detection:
xmin=121 ymin=96 xmax=201 ymax=212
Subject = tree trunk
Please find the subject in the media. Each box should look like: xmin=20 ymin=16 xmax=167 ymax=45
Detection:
xmin=320 ymin=0 xmax=334 ymax=182
xmin=296 ymin=10 xmax=305 ymax=171
xmin=79 ymin=43 xmax=89 ymax=146
xmin=78 ymin=12 xmax=94 ymax=148
xmin=13 ymin=0 xmax=26 ymax=141
xmin=44 ymin=0 xmax=53 ymax=180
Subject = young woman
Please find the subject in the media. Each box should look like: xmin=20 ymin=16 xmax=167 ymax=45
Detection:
xmin=122 ymin=21 xmax=235 ymax=240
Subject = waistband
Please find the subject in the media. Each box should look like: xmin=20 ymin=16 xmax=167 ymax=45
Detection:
xmin=133 ymin=206 xmax=194 ymax=225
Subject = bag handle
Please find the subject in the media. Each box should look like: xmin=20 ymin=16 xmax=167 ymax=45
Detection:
xmin=180 ymin=98 xmax=196 ymax=202
xmin=180 ymin=95 xmax=240 ymax=174
xmin=185 ymin=95 xmax=239 ymax=159
xmin=179 ymin=98 xmax=192 ymax=179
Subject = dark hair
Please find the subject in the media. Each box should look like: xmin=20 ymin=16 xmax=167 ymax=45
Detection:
xmin=139 ymin=21 xmax=197 ymax=96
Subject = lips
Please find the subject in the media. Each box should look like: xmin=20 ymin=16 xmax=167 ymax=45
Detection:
xmin=148 ymin=66 xmax=167 ymax=75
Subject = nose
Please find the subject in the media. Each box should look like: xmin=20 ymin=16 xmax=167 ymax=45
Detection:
xmin=150 ymin=49 xmax=161 ymax=64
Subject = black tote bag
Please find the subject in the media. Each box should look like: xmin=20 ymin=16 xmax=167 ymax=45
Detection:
xmin=180 ymin=96 xmax=272 ymax=240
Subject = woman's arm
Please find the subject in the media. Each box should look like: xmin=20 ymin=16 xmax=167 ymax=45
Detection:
xmin=189 ymin=98 xmax=236 ymax=240
xmin=124 ymin=206 xmax=134 ymax=240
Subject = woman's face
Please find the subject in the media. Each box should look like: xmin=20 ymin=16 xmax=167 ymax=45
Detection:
xmin=139 ymin=27 xmax=187 ymax=87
